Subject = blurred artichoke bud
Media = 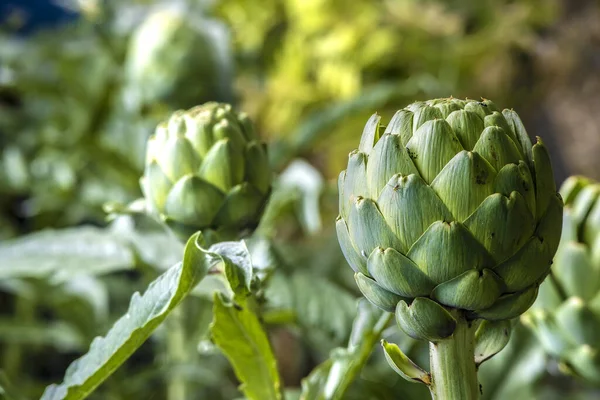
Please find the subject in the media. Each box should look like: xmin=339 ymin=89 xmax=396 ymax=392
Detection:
xmin=337 ymin=98 xmax=562 ymax=341
xmin=141 ymin=103 xmax=271 ymax=242
xmin=524 ymin=176 xmax=600 ymax=384
xmin=124 ymin=7 xmax=232 ymax=111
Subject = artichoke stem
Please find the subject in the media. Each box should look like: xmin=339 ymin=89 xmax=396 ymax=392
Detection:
xmin=429 ymin=312 xmax=479 ymax=400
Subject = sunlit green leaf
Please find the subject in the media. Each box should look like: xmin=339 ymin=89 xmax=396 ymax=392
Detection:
xmin=0 ymin=319 xmax=84 ymax=351
xmin=40 ymin=233 xmax=208 ymax=400
xmin=201 ymin=239 xmax=254 ymax=296
xmin=265 ymin=272 xmax=357 ymax=344
xmin=0 ymin=227 xmax=135 ymax=281
xmin=0 ymin=371 xmax=28 ymax=400
xmin=211 ymin=294 xmax=282 ymax=400
xmin=299 ymin=300 xmax=391 ymax=400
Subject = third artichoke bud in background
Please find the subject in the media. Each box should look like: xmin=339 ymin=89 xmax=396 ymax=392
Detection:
xmin=337 ymin=97 xmax=563 ymax=341
xmin=141 ymin=102 xmax=271 ymax=243
xmin=523 ymin=176 xmax=600 ymax=384
xmin=124 ymin=6 xmax=232 ymax=111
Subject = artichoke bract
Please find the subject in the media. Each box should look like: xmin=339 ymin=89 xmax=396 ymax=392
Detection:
xmin=524 ymin=176 xmax=600 ymax=384
xmin=141 ymin=103 xmax=271 ymax=242
xmin=337 ymin=98 xmax=563 ymax=341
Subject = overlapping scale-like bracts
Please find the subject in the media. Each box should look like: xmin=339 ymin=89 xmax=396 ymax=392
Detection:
xmin=337 ymin=98 xmax=563 ymax=341
xmin=524 ymin=176 xmax=600 ymax=384
xmin=142 ymin=103 xmax=271 ymax=242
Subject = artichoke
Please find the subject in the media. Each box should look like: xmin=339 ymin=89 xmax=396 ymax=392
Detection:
xmin=141 ymin=103 xmax=271 ymax=242
xmin=336 ymin=98 xmax=563 ymax=342
xmin=124 ymin=7 xmax=232 ymax=111
xmin=523 ymin=176 xmax=600 ymax=384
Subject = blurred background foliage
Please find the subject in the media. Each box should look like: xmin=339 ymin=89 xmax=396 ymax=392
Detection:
xmin=0 ymin=0 xmax=599 ymax=399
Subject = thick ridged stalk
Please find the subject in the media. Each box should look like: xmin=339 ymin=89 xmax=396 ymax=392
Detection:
xmin=429 ymin=313 xmax=479 ymax=400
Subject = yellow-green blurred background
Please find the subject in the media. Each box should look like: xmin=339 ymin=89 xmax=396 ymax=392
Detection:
xmin=2 ymin=0 xmax=599 ymax=238
xmin=1 ymin=0 xmax=600 ymax=398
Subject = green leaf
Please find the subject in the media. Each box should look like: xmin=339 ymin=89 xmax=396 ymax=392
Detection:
xmin=264 ymin=272 xmax=357 ymax=345
xmin=201 ymin=240 xmax=254 ymax=296
xmin=125 ymin=230 xmax=184 ymax=271
xmin=278 ymin=159 xmax=325 ymax=234
xmin=478 ymin=324 xmax=546 ymax=400
xmin=299 ymin=359 xmax=333 ymax=400
xmin=0 ymin=371 xmax=28 ymax=400
xmin=0 ymin=319 xmax=84 ymax=351
xmin=0 ymin=227 xmax=135 ymax=281
xmin=299 ymin=300 xmax=391 ymax=400
xmin=211 ymin=294 xmax=282 ymax=400
xmin=381 ymin=339 xmax=430 ymax=384
xmin=40 ymin=233 xmax=208 ymax=400
xmin=0 ymin=221 xmax=185 ymax=280
xmin=474 ymin=320 xmax=512 ymax=366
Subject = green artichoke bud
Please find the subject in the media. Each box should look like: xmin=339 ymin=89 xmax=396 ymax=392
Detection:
xmin=337 ymin=98 xmax=562 ymax=341
xmin=141 ymin=103 xmax=271 ymax=242
xmin=124 ymin=7 xmax=232 ymax=110
xmin=524 ymin=176 xmax=600 ymax=384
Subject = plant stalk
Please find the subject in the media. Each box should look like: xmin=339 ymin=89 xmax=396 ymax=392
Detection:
xmin=166 ymin=307 xmax=188 ymax=400
xmin=429 ymin=313 xmax=479 ymax=400
xmin=332 ymin=313 xmax=393 ymax=399
xmin=3 ymin=296 xmax=34 ymax=379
